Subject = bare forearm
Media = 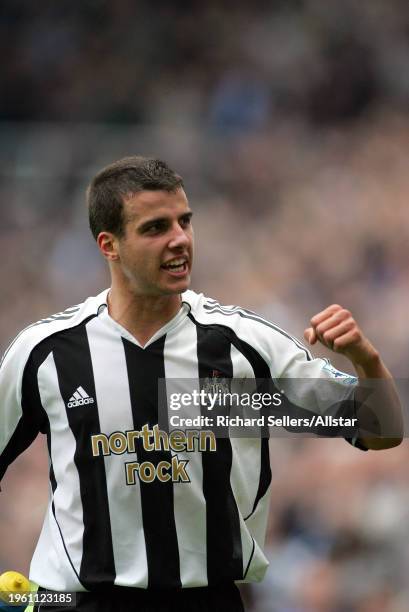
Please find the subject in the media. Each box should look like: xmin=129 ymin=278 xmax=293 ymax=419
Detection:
xmin=352 ymin=353 xmax=403 ymax=450
xmin=304 ymin=304 xmax=403 ymax=451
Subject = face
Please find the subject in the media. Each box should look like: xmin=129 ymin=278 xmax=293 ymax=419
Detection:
xmin=100 ymin=188 xmax=194 ymax=297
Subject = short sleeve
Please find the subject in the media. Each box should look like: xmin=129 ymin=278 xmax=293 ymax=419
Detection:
xmin=0 ymin=335 xmax=45 ymax=482
xmin=276 ymin=344 xmax=362 ymax=443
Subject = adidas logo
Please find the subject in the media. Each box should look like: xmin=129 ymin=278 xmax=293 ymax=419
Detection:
xmin=67 ymin=386 xmax=95 ymax=408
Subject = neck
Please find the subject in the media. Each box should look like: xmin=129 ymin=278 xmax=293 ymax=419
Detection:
xmin=107 ymin=282 xmax=182 ymax=347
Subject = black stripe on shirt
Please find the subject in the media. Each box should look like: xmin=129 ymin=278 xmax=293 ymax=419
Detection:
xmin=0 ymin=307 xmax=81 ymax=367
xmin=0 ymin=344 xmax=49 ymax=481
xmin=52 ymin=323 xmax=116 ymax=590
xmin=203 ymin=302 xmax=312 ymax=361
xmin=0 ymin=419 xmax=42 ymax=482
xmin=122 ymin=336 xmax=181 ymax=589
xmin=189 ymin=314 xmax=272 ymax=527
xmin=7 ymin=335 xmax=87 ymax=586
xmin=194 ymin=321 xmax=243 ymax=585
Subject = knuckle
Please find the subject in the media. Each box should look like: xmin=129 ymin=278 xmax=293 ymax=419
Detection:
xmin=333 ymin=338 xmax=342 ymax=351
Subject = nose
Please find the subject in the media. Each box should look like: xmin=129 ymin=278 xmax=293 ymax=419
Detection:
xmin=168 ymin=222 xmax=190 ymax=250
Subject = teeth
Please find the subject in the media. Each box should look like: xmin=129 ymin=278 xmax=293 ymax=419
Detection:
xmin=164 ymin=258 xmax=186 ymax=269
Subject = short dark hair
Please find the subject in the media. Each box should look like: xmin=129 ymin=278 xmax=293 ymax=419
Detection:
xmin=87 ymin=156 xmax=184 ymax=240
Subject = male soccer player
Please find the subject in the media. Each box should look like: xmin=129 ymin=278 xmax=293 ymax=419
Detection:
xmin=0 ymin=157 xmax=402 ymax=612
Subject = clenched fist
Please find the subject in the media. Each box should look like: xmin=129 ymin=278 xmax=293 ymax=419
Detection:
xmin=304 ymin=304 xmax=379 ymax=368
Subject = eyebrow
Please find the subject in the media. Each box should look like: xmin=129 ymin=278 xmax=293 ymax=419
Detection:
xmin=138 ymin=211 xmax=193 ymax=232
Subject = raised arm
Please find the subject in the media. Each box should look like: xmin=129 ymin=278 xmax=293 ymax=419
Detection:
xmin=304 ymin=304 xmax=403 ymax=450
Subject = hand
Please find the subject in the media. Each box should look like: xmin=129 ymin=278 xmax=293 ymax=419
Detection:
xmin=304 ymin=305 xmax=402 ymax=450
xmin=303 ymin=304 xmax=379 ymax=368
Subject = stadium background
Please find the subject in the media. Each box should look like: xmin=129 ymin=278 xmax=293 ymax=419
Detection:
xmin=1 ymin=1 xmax=409 ymax=609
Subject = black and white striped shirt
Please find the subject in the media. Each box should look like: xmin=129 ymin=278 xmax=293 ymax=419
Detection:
xmin=0 ymin=289 xmax=356 ymax=592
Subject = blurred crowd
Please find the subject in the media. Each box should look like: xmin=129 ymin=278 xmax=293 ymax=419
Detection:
xmin=1 ymin=1 xmax=409 ymax=610
xmin=3 ymin=0 xmax=409 ymax=126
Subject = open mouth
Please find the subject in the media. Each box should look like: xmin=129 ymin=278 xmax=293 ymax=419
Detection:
xmin=161 ymin=258 xmax=188 ymax=274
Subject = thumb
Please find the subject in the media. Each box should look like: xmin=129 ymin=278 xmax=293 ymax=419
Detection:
xmin=304 ymin=327 xmax=317 ymax=345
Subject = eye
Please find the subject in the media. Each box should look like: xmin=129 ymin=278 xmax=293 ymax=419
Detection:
xmin=144 ymin=221 xmax=166 ymax=234
xmin=180 ymin=214 xmax=192 ymax=228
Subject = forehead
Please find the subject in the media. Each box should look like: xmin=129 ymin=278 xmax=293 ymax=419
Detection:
xmin=123 ymin=188 xmax=190 ymax=223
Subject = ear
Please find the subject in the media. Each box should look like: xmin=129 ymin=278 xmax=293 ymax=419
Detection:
xmin=97 ymin=231 xmax=120 ymax=262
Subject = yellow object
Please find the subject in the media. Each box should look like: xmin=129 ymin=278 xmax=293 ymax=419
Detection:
xmin=0 ymin=571 xmax=30 ymax=601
